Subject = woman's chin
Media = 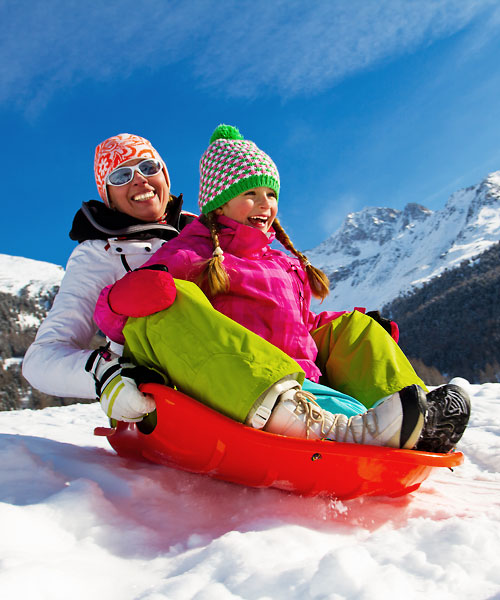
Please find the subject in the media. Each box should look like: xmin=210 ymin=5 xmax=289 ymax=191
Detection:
xmin=128 ymin=199 xmax=166 ymax=221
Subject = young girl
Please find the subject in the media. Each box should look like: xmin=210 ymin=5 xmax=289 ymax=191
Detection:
xmin=94 ymin=125 xmax=470 ymax=453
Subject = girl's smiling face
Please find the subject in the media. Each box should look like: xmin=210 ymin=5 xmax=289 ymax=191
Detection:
xmin=107 ymin=158 xmax=170 ymax=222
xmin=217 ymin=187 xmax=278 ymax=233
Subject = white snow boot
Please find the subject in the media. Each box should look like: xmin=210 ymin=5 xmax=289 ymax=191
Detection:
xmin=264 ymin=384 xmax=428 ymax=449
xmin=245 ymin=376 xmax=302 ymax=429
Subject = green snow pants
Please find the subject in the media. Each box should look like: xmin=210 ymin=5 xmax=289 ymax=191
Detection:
xmin=122 ymin=279 xmax=304 ymax=423
xmin=312 ymin=311 xmax=428 ymax=409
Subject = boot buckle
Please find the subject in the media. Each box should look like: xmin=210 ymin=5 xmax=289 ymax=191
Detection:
xmin=250 ymin=405 xmax=272 ymax=429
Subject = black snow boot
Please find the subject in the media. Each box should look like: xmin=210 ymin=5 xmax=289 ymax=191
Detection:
xmin=415 ymin=384 xmax=471 ymax=453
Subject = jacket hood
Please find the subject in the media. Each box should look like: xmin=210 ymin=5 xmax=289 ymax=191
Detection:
xmin=69 ymin=195 xmax=193 ymax=243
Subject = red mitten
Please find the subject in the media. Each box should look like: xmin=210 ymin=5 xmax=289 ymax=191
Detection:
xmin=108 ymin=265 xmax=177 ymax=317
xmin=366 ymin=310 xmax=399 ymax=343
xmin=389 ymin=320 xmax=399 ymax=344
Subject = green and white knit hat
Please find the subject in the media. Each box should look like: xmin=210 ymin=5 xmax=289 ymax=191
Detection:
xmin=198 ymin=124 xmax=280 ymax=214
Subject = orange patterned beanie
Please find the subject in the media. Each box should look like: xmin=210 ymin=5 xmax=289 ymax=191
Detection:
xmin=94 ymin=133 xmax=170 ymax=206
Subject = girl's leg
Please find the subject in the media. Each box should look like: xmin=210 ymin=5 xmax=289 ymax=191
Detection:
xmin=302 ymin=379 xmax=366 ymax=417
xmin=123 ymin=284 xmax=468 ymax=451
xmin=123 ymin=279 xmax=304 ymax=423
xmin=312 ymin=311 xmax=427 ymax=409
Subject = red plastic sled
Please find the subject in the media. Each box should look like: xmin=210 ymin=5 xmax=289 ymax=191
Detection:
xmin=95 ymin=383 xmax=464 ymax=499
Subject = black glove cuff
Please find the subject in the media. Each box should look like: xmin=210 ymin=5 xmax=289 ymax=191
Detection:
xmin=366 ymin=310 xmax=392 ymax=335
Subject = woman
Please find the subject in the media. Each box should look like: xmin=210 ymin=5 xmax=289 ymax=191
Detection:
xmin=22 ymin=133 xmax=194 ymax=420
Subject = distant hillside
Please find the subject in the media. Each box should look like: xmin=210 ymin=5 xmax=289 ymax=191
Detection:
xmin=0 ymin=286 xmax=67 ymax=410
xmin=0 ymin=254 xmax=84 ymax=410
xmin=383 ymin=241 xmax=500 ymax=383
xmin=0 ymin=253 xmax=64 ymax=296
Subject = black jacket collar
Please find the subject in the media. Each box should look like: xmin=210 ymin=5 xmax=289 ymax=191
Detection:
xmin=69 ymin=195 xmax=194 ymax=243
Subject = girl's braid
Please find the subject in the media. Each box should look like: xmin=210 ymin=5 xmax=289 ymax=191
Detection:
xmin=273 ymin=218 xmax=330 ymax=301
xmin=197 ymin=212 xmax=230 ymax=296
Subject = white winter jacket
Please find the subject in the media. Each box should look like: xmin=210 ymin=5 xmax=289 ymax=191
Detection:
xmin=22 ymin=237 xmax=167 ymax=398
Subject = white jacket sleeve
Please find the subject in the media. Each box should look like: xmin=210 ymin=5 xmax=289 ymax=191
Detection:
xmin=23 ymin=237 xmax=166 ymax=399
xmin=22 ymin=240 xmax=121 ymax=398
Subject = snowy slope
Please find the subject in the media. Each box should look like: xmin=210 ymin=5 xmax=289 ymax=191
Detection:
xmin=0 ymin=253 xmax=64 ymax=296
xmin=0 ymin=381 xmax=499 ymax=600
xmin=308 ymin=170 xmax=500 ymax=310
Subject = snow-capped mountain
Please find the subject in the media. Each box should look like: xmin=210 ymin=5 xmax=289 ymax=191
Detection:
xmin=308 ymin=170 xmax=500 ymax=310
xmin=0 ymin=254 xmax=63 ymax=334
xmin=0 ymin=253 xmax=64 ymax=297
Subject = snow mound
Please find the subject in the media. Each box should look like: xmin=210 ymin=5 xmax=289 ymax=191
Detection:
xmin=0 ymin=383 xmax=499 ymax=599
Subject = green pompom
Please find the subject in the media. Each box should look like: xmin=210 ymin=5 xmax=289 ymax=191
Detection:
xmin=209 ymin=124 xmax=244 ymax=144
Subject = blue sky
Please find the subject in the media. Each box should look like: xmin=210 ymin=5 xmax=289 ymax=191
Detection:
xmin=2 ymin=0 xmax=500 ymax=267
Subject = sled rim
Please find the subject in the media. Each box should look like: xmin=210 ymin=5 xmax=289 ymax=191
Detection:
xmin=140 ymin=383 xmax=464 ymax=468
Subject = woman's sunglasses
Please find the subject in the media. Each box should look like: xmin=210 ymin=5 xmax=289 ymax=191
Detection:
xmin=106 ymin=159 xmax=163 ymax=187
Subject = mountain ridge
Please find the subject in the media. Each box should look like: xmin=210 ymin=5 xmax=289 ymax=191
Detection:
xmin=308 ymin=170 xmax=500 ymax=311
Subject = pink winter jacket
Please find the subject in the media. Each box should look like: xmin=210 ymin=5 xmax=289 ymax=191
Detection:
xmin=94 ymin=216 xmax=347 ymax=382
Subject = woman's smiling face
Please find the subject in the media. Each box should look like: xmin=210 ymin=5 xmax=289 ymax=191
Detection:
xmin=107 ymin=158 xmax=170 ymax=221
xmin=217 ymin=187 xmax=278 ymax=233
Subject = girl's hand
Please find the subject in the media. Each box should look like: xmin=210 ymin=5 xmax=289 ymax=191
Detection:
xmin=366 ymin=310 xmax=399 ymax=343
xmin=108 ymin=265 xmax=177 ymax=317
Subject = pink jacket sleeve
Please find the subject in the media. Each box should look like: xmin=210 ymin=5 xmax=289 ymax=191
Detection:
xmin=94 ymin=284 xmax=127 ymax=345
xmin=307 ymin=306 xmax=371 ymax=333
xmin=307 ymin=308 xmax=347 ymax=332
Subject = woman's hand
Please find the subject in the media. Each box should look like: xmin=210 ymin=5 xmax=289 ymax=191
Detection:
xmin=86 ymin=347 xmax=165 ymax=422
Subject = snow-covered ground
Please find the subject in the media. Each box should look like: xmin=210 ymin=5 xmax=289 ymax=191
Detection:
xmin=0 ymin=381 xmax=499 ymax=600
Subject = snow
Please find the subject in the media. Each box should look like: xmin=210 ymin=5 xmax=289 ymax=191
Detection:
xmin=0 ymin=253 xmax=64 ymax=296
xmin=1 ymin=381 xmax=499 ymax=600
xmin=17 ymin=312 xmax=41 ymax=329
xmin=1 ymin=357 xmax=23 ymax=369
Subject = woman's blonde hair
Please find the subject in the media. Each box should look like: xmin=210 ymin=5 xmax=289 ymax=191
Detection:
xmin=197 ymin=213 xmax=330 ymax=301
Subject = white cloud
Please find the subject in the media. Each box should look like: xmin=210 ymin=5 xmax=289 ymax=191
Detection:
xmin=193 ymin=0 xmax=500 ymax=96
xmin=1 ymin=0 xmax=498 ymax=114
xmin=0 ymin=0 xmax=197 ymax=113
xmin=318 ymin=193 xmax=361 ymax=237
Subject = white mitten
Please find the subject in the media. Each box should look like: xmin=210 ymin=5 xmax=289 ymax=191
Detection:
xmin=86 ymin=347 xmax=163 ymax=422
